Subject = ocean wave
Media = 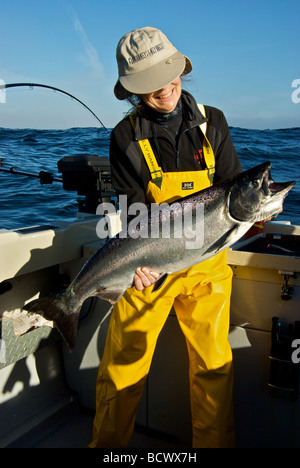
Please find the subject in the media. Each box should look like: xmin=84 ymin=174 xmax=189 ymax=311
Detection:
xmin=0 ymin=127 xmax=299 ymax=229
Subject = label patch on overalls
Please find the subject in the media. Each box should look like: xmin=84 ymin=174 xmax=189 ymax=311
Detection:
xmin=182 ymin=182 xmax=194 ymax=190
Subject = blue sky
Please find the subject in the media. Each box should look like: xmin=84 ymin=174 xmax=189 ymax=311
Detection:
xmin=0 ymin=0 xmax=299 ymax=129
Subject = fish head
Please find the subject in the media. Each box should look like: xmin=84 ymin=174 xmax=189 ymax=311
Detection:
xmin=229 ymin=162 xmax=296 ymax=223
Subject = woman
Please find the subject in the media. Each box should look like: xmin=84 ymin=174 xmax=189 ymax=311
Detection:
xmin=89 ymin=26 xmax=242 ymax=448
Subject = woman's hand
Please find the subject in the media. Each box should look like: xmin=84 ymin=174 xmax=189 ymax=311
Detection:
xmin=134 ymin=267 xmax=160 ymax=291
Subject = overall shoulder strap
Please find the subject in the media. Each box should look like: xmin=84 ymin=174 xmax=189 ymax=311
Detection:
xmin=197 ymin=104 xmax=207 ymax=135
xmin=129 ymin=112 xmax=163 ymax=188
xmin=197 ymin=104 xmax=215 ymax=184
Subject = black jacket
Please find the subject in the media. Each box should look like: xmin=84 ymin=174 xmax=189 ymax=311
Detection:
xmin=110 ymin=90 xmax=242 ymax=205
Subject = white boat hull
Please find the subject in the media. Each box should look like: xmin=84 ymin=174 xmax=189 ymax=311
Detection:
xmin=0 ymin=217 xmax=299 ymax=447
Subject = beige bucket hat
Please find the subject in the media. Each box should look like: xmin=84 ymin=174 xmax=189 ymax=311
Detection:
xmin=114 ymin=27 xmax=192 ymax=100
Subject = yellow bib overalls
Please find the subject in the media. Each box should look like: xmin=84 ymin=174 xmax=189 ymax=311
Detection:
xmin=90 ymin=106 xmax=235 ymax=448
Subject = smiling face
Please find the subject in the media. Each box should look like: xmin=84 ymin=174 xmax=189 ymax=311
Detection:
xmin=139 ymin=77 xmax=182 ymax=113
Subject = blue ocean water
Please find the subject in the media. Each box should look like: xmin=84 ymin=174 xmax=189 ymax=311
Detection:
xmin=0 ymin=126 xmax=299 ymax=230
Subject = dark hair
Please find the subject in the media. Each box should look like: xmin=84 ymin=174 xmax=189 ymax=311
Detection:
xmin=125 ymin=94 xmax=146 ymax=116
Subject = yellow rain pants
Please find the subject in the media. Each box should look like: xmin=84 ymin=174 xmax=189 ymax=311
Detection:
xmin=90 ymin=112 xmax=235 ymax=448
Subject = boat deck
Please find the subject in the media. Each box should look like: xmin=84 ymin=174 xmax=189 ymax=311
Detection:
xmin=1 ymin=221 xmax=300 ymax=449
xmin=7 ymin=402 xmax=187 ymax=449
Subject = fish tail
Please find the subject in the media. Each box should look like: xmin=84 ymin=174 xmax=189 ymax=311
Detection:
xmin=23 ymin=295 xmax=81 ymax=352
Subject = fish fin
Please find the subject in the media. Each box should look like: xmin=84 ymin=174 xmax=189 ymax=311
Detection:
xmin=152 ymin=273 xmax=169 ymax=293
xmin=204 ymin=226 xmax=238 ymax=255
xmin=96 ymin=289 xmax=125 ymax=304
xmin=23 ymin=296 xmax=80 ymax=352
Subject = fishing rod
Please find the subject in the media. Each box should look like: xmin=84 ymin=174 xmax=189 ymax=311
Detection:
xmin=0 ymin=158 xmax=62 ymax=184
xmin=1 ymin=82 xmax=110 ymax=135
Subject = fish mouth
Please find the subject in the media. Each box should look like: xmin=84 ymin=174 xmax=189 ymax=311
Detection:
xmin=228 ymin=162 xmax=296 ymax=224
xmin=268 ymin=180 xmax=296 ymax=195
xmin=262 ymin=163 xmax=296 ymax=198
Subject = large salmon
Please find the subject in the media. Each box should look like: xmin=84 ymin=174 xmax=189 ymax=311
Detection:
xmin=23 ymin=162 xmax=295 ymax=350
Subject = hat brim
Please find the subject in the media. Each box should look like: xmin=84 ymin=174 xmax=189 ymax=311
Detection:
xmin=114 ymin=52 xmax=192 ymax=100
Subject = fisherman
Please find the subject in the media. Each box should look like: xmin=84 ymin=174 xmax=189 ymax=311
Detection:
xmin=89 ymin=26 xmax=242 ymax=448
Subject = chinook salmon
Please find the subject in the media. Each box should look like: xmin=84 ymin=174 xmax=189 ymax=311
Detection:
xmin=23 ymin=162 xmax=295 ymax=351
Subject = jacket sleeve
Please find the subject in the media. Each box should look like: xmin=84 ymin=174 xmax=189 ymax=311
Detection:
xmin=109 ymin=125 xmax=148 ymax=206
xmin=205 ymin=107 xmax=242 ymax=183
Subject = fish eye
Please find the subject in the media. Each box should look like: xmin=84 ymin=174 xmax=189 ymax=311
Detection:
xmin=253 ymin=179 xmax=260 ymax=187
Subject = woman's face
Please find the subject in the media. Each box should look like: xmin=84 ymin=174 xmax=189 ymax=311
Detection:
xmin=139 ymin=77 xmax=182 ymax=113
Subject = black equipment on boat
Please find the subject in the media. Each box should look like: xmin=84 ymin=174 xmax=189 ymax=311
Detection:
xmin=0 ymin=158 xmax=62 ymax=184
xmin=0 ymin=155 xmax=116 ymax=213
xmin=58 ymin=154 xmax=115 ymax=213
